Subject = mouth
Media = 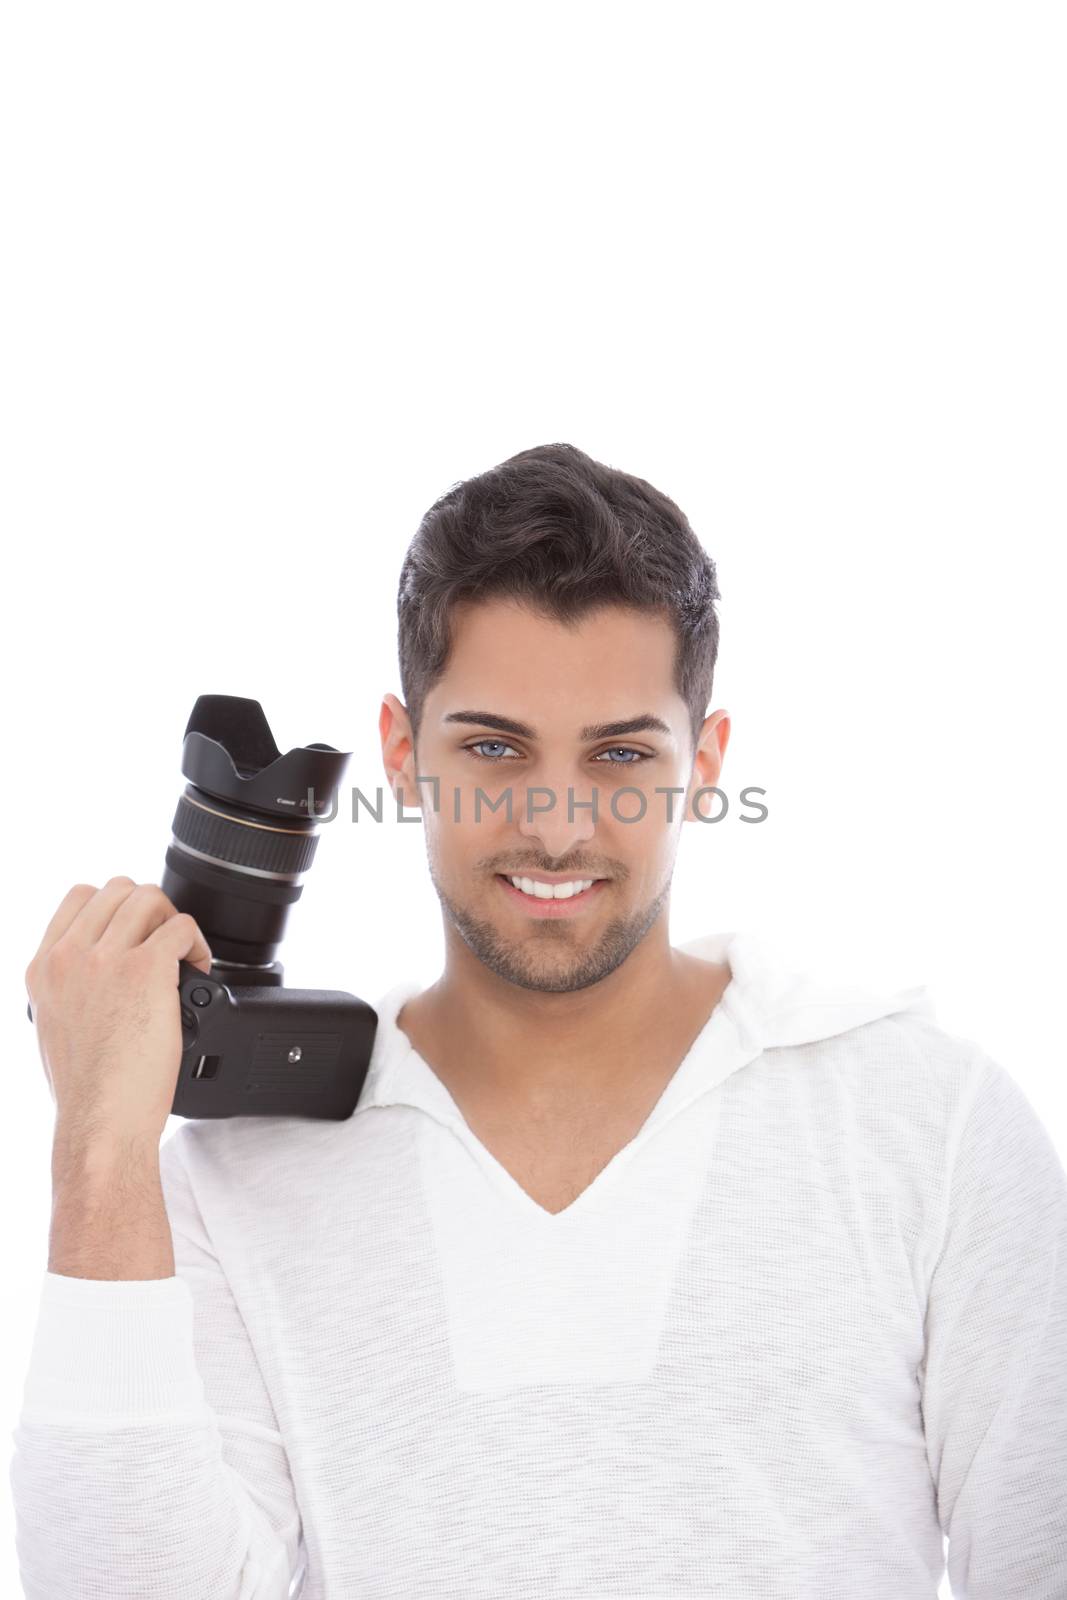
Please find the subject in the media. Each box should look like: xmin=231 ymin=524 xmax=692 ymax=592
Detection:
xmin=494 ymin=873 xmax=608 ymax=918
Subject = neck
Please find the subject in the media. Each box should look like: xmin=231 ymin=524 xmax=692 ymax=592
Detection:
xmin=397 ymin=919 xmax=732 ymax=1110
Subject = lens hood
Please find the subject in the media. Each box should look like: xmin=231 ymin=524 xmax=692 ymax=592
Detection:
xmin=181 ymin=695 xmax=351 ymax=820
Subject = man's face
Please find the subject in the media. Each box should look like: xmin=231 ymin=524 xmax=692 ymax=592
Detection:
xmin=381 ymin=598 xmax=729 ymax=993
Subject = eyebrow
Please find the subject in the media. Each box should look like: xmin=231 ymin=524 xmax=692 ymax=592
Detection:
xmin=442 ymin=710 xmax=673 ymax=741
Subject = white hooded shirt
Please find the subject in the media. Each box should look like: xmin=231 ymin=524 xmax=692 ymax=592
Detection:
xmin=10 ymin=928 xmax=1067 ymax=1598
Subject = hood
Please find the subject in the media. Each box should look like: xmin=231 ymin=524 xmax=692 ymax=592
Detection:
xmin=353 ymin=928 xmax=935 ymax=1137
xmin=674 ymin=928 xmax=935 ymax=1050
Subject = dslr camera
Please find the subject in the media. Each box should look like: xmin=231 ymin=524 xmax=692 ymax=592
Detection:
xmin=30 ymin=696 xmax=378 ymax=1122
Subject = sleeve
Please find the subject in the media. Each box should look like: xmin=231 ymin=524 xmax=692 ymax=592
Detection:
xmin=7 ymin=1126 xmax=306 ymax=1600
xmin=919 ymin=1052 xmax=1067 ymax=1598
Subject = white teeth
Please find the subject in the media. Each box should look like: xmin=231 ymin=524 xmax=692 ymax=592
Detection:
xmin=507 ymin=876 xmax=595 ymax=900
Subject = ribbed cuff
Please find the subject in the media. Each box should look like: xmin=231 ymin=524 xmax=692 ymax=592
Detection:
xmin=19 ymin=1270 xmax=210 ymax=1422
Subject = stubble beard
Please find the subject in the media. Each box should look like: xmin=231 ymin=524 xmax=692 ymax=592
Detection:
xmin=431 ymin=869 xmax=672 ymax=994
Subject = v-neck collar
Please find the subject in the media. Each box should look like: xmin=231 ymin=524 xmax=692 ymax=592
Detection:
xmin=353 ymin=930 xmax=772 ymax=1223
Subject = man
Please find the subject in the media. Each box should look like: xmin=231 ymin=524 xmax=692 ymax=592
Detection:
xmin=12 ymin=444 xmax=1067 ymax=1598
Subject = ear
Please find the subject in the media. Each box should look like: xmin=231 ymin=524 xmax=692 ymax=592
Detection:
xmin=684 ymin=709 xmax=731 ymax=823
xmin=379 ymin=693 xmax=422 ymax=811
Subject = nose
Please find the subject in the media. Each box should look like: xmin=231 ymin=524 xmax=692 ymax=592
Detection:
xmin=515 ymin=772 xmax=598 ymax=859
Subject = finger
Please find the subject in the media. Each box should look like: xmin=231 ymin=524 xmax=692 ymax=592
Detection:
xmin=57 ymin=876 xmax=141 ymax=949
xmin=30 ymin=882 xmax=101 ymax=963
xmin=143 ymin=911 xmax=213 ymax=974
xmin=96 ymin=882 xmax=185 ymax=954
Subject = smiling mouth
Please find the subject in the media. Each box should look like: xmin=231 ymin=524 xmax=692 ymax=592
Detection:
xmin=494 ymin=873 xmax=608 ymax=914
xmin=496 ymin=872 xmax=603 ymax=897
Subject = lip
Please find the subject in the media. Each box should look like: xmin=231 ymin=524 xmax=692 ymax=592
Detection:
xmin=495 ymin=873 xmax=607 ymax=917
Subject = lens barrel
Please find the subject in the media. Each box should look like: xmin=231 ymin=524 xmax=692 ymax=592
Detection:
xmin=161 ymin=697 xmax=350 ymax=971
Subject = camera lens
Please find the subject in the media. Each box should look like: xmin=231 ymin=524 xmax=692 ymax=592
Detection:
xmin=161 ymin=696 xmax=351 ymax=972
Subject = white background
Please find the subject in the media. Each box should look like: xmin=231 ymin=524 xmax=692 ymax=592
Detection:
xmin=1 ymin=6 xmax=1064 ymax=1595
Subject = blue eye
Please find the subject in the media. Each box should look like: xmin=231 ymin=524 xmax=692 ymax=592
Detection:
xmin=466 ymin=740 xmax=521 ymax=760
xmin=594 ymin=746 xmax=650 ymax=764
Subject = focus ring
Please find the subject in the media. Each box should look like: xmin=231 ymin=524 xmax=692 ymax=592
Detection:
xmin=171 ymin=793 xmax=319 ymax=877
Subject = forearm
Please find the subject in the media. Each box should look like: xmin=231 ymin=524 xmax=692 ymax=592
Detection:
xmin=49 ymin=1134 xmax=175 ymax=1280
xmin=12 ymin=1264 xmax=298 ymax=1598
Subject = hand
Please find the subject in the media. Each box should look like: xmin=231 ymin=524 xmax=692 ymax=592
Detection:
xmin=24 ymin=877 xmax=213 ymax=1156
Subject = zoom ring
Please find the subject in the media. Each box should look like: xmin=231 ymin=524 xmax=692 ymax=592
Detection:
xmin=171 ymin=794 xmax=320 ymax=877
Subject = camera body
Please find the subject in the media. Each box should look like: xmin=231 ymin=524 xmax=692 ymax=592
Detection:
xmin=174 ymin=958 xmax=377 ymax=1121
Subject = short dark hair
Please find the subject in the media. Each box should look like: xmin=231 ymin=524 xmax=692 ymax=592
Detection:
xmin=396 ymin=442 xmax=721 ymax=755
